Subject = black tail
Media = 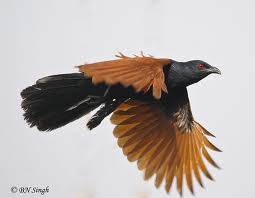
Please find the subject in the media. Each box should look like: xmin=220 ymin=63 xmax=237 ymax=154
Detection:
xmin=21 ymin=73 xmax=108 ymax=131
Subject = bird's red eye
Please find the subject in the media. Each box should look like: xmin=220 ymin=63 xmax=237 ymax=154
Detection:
xmin=197 ymin=63 xmax=205 ymax=70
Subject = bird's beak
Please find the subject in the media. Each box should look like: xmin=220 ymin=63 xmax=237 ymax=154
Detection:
xmin=208 ymin=66 xmax=221 ymax=75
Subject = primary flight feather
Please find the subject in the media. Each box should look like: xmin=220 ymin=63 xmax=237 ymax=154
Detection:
xmin=21 ymin=52 xmax=221 ymax=195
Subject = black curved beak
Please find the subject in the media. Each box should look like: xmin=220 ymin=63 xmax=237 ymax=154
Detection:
xmin=208 ymin=66 xmax=221 ymax=75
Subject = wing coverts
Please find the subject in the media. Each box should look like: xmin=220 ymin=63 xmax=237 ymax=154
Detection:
xmin=78 ymin=53 xmax=171 ymax=99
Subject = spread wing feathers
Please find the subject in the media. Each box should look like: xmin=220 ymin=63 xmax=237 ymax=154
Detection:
xmin=110 ymin=99 xmax=221 ymax=195
xmin=78 ymin=52 xmax=171 ymax=99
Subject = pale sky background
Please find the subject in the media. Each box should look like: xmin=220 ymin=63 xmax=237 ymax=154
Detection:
xmin=1 ymin=0 xmax=255 ymax=197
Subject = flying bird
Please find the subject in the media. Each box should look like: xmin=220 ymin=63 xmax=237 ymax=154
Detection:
xmin=21 ymin=52 xmax=221 ymax=195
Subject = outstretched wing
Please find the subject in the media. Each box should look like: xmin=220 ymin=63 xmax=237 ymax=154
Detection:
xmin=110 ymin=93 xmax=221 ymax=195
xmin=78 ymin=52 xmax=171 ymax=99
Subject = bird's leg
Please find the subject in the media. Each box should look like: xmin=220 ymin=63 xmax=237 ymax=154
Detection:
xmin=87 ymin=98 xmax=126 ymax=129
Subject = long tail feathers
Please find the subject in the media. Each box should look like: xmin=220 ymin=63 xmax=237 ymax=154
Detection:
xmin=21 ymin=73 xmax=106 ymax=131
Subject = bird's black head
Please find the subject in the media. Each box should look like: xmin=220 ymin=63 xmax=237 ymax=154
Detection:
xmin=167 ymin=60 xmax=221 ymax=87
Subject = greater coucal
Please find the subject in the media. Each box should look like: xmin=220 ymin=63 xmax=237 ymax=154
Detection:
xmin=21 ymin=52 xmax=222 ymax=195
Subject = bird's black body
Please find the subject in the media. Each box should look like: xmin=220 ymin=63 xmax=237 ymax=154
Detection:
xmin=21 ymin=60 xmax=220 ymax=131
